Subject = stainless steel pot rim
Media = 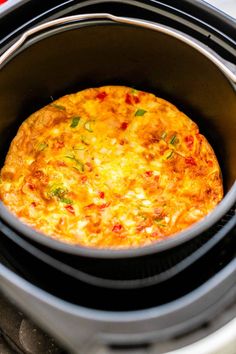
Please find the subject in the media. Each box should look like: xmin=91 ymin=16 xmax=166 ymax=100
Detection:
xmin=0 ymin=181 xmax=235 ymax=258
xmin=0 ymin=13 xmax=235 ymax=258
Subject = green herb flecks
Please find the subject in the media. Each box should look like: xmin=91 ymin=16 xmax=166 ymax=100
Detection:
xmin=60 ymin=197 xmax=73 ymax=204
xmin=73 ymin=146 xmax=85 ymax=151
xmin=166 ymin=150 xmax=174 ymax=160
xmin=70 ymin=116 xmax=80 ymax=128
xmin=135 ymin=109 xmax=147 ymax=117
xmin=154 ymin=218 xmax=166 ymax=227
xmin=50 ymin=187 xmax=73 ymax=205
xmin=51 ymin=103 xmax=66 ymax=111
xmin=65 ymin=155 xmax=84 ymax=172
xmin=38 ymin=142 xmax=48 ymax=151
xmin=81 ymin=135 xmax=89 ymax=146
xmin=140 ymin=214 xmax=147 ymax=221
xmin=161 ymin=131 xmax=167 ymax=140
xmin=73 ymin=165 xmax=84 ymax=173
xmin=169 ymin=134 xmax=178 ymax=145
xmin=50 ymin=187 xmax=67 ymax=198
xmin=84 ymin=120 xmax=94 ymax=132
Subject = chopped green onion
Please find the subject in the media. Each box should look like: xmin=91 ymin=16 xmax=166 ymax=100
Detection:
xmin=73 ymin=164 xmax=84 ymax=173
xmin=140 ymin=214 xmax=147 ymax=220
xmin=154 ymin=217 xmax=164 ymax=223
xmin=70 ymin=116 xmax=80 ymax=128
xmin=166 ymin=150 xmax=174 ymax=160
xmin=38 ymin=142 xmax=48 ymax=151
xmin=50 ymin=187 xmax=67 ymax=198
xmin=51 ymin=103 xmax=66 ymax=110
xmin=76 ymin=161 xmax=85 ymax=172
xmin=131 ymin=88 xmax=138 ymax=94
xmin=73 ymin=146 xmax=85 ymax=151
xmin=49 ymin=186 xmax=74 ymax=204
xmin=84 ymin=120 xmax=94 ymax=132
xmin=161 ymin=131 xmax=167 ymax=140
xmin=60 ymin=197 xmax=73 ymax=204
xmin=64 ymin=154 xmax=74 ymax=159
xmin=50 ymin=187 xmax=74 ymax=204
xmin=169 ymin=134 xmax=177 ymax=145
xmin=154 ymin=218 xmax=166 ymax=227
xmin=65 ymin=156 xmax=84 ymax=172
xmin=81 ymin=135 xmax=89 ymax=145
xmin=135 ymin=109 xmax=147 ymax=116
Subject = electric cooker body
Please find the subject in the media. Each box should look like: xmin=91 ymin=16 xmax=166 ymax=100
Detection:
xmin=0 ymin=1 xmax=235 ymax=353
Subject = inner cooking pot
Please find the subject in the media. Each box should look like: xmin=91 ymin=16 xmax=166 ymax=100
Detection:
xmin=0 ymin=14 xmax=235 ymax=286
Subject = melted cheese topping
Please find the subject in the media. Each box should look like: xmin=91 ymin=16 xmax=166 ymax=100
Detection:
xmin=0 ymin=86 xmax=223 ymax=248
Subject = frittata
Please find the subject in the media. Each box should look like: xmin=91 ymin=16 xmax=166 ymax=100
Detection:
xmin=0 ymin=86 xmax=223 ymax=248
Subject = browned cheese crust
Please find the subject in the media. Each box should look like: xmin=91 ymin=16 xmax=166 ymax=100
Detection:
xmin=0 ymin=86 xmax=223 ymax=248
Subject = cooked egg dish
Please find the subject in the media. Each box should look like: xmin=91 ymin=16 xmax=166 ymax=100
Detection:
xmin=0 ymin=86 xmax=223 ymax=248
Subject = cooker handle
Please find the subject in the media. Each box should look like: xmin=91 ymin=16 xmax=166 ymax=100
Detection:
xmin=0 ymin=13 xmax=235 ymax=83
